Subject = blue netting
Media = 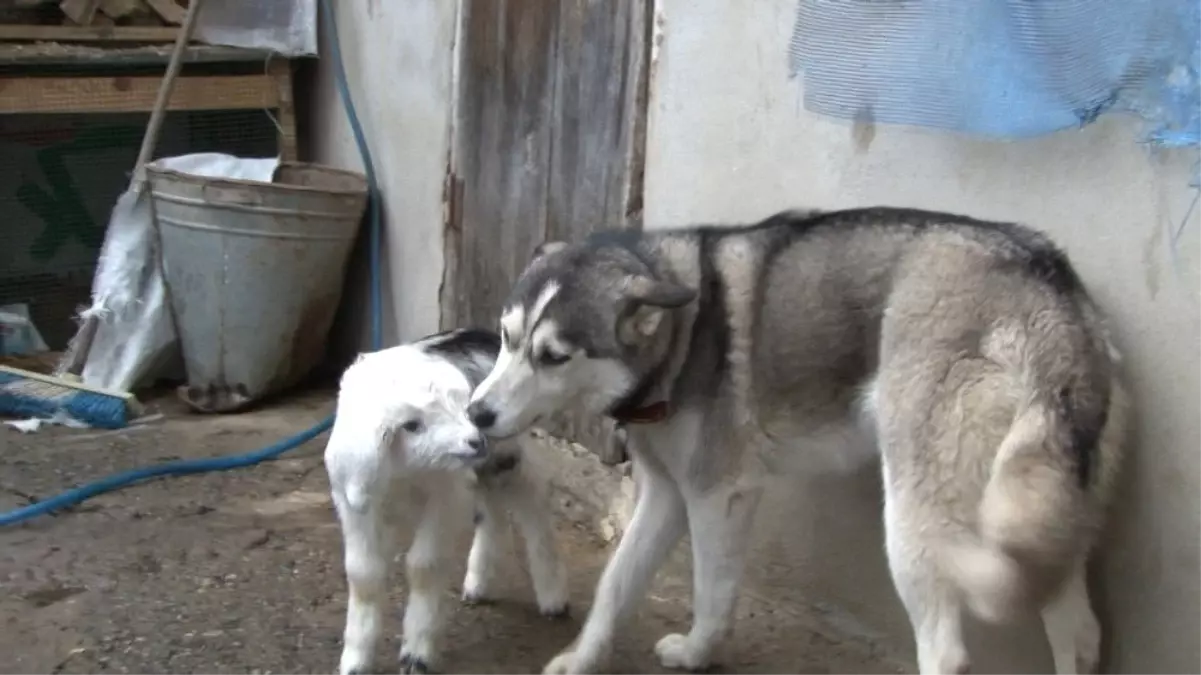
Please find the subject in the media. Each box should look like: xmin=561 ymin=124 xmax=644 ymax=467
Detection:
xmin=788 ymin=0 xmax=1201 ymax=148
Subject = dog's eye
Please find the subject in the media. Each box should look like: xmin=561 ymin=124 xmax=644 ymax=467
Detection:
xmin=538 ymin=350 xmax=570 ymax=367
xmin=401 ymin=420 xmax=422 ymax=433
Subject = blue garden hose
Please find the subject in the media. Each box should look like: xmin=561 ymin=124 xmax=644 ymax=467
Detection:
xmin=0 ymin=0 xmax=380 ymax=527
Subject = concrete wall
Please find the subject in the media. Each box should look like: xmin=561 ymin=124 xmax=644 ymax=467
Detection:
xmin=308 ymin=0 xmax=457 ymax=353
xmin=644 ymin=0 xmax=1200 ymax=672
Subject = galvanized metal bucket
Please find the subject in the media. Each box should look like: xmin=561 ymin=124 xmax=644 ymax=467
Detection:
xmin=149 ymin=162 xmax=368 ymax=413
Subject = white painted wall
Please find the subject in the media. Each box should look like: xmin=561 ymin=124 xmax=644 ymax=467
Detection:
xmin=309 ymin=0 xmax=457 ymax=350
xmin=644 ymin=0 xmax=1200 ymax=672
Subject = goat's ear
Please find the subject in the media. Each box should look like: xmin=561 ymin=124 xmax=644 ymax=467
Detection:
xmin=532 ymin=240 xmax=568 ymax=262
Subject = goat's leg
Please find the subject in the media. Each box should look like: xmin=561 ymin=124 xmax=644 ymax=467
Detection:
xmin=335 ymin=497 xmax=396 ymax=675
xmin=400 ymin=486 xmax=471 ymax=673
xmin=462 ymin=489 xmax=505 ymax=605
xmin=495 ymin=465 xmax=569 ymax=616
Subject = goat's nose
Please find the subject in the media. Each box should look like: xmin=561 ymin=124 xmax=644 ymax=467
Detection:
xmin=469 ymin=403 xmax=496 ymax=429
xmin=467 ymin=436 xmax=484 ymax=451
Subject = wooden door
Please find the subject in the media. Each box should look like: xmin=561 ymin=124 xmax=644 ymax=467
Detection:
xmin=441 ymin=0 xmax=651 ymax=461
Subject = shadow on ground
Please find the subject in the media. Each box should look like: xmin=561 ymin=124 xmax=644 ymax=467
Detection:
xmin=0 ymin=390 xmax=902 ymax=674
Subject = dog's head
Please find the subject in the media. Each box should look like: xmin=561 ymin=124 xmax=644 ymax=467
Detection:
xmin=467 ymin=235 xmax=695 ymax=439
xmin=338 ymin=348 xmax=491 ymax=475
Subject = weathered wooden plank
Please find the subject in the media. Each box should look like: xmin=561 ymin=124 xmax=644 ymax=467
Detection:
xmin=0 ymin=73 xmax=278 ymax=114
xmin=442 ymin=0 xmax=558 ymax=329
xmin=0 ymin=43 xmax=274 ymax=67
xmin=0 ymin=24 xmax=179 ymax=42
xmin=542 ymin=0 xmax=651 ymax=464
xmin=443 ymin=0 xmax=652 ymax=465
xmin=547 ymin=0 xmax=650 ymax=238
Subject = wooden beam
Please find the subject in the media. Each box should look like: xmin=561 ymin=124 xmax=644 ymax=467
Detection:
xmin=0 ymin=74 xmax=280 ymax=114
xmin=0 ymin=25 xmax=179 ymax=42
xmin=268 ymin=58 xmax=298 ymax=161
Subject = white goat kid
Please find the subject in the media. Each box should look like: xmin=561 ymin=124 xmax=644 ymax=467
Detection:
xmin=324 ymin=330 xmax=569 ymax=675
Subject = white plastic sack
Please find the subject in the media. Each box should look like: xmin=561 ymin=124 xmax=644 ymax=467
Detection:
xmin=195 ymin=0 xmax=316 ymax=57
xmin=75 ymin=153 xmax=280 ymax=393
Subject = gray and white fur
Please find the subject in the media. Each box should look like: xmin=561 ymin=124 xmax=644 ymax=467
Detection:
xmin=467 ymin=208 xmax=1129 ymax=675
xmin=325 ymin=329 xmax=569 ymax=675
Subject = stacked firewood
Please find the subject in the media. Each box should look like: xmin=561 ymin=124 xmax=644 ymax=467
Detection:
xmin=2 ymin=0 xmax=189 ymax=26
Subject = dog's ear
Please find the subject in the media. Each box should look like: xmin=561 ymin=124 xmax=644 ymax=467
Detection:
xmin=619 ymin=304 xmax=668 ymax=345
xmin=623 ymin=275 xmax=696 ymax=308
xmin=617 ymin=275 xmax=695 ymax=345
xmin=532 ymin=240 xmax=568 ymax=262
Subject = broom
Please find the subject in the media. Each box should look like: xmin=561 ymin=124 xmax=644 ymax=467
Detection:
xmin=1 ymin=0 xmax=204 ymax=429
xmin=0 ymin=366 xmax=144 ymax=430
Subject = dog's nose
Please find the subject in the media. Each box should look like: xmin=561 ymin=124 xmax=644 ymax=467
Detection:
xmin=469 ymin=403 xmax=496 ymax=430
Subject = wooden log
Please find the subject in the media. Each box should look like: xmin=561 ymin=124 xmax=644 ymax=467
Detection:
xmin=59 ymin=0 xmax=102 ymax=25
xmin=98 ymin=0 xmax=147 ymax=21
xmin=145 ymin=0 xmax=186 ymax=24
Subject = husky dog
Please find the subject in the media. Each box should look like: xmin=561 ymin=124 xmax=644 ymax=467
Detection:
xmin=467 ymin=208 xmax=1129 ymax=675
xmin=325 ymin=329 xmax=569 ymax=675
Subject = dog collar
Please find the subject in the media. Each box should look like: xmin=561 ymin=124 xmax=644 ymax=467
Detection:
xmin=611 ymin=401 xmax=669 ymax=424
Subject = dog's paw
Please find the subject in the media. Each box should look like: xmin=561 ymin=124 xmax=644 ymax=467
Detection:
xmin=462 ymin=569 xmax=492 ymax=605
xmin=654 ymin=633 xmax=709 ymax=672
xmin=337 ymin=648 xmax=372 ymax=675
xmin=399 ymin=650 xmax=431 ymax=675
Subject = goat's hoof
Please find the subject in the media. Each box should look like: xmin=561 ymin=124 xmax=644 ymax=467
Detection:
xmin=399 ymin=652 xmax=430 ymax=674
xmin=338 ymin=650 xmax=372 ymax=675
xmin=540 ymin=602 xmax=570 ymax=620
xmin=461 ymin=591 xmax=495 ymax=606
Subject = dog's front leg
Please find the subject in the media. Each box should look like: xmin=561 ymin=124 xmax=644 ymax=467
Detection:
xmin=655 ymin=481 xmax=763 ymax=671
xmin=543 ymin=459 xmax=687 ymax=674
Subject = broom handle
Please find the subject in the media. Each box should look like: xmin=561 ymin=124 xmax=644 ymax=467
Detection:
xmin=0 ymin=365 xmax=134 ymax=401
xmin=56 ymin=0 xmax=207 ymax=378
xmin=130 ymin=0 xmax=207 ymax=192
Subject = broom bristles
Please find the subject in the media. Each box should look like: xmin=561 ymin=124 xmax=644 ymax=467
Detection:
xmin=0 ymin=369 xmax=131 ymax=429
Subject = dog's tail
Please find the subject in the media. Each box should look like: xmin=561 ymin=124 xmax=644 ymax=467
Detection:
xmin=943 ymin=321 xmax=1122 ymax=624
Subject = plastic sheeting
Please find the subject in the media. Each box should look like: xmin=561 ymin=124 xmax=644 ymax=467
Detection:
xmin=788 ymin=0 xmax=1200 ymax=148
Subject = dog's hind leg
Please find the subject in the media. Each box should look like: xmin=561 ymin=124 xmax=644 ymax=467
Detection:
xmin=1040 ymin=561 xmax=1100 ymax=674
xmin=654 ymin=480 xmax=764 ymax=671
xmin=335 ymin=497 xmax=398 ymax=675
xmin=543 ymin=456 xmax=687 ymax=674
xmin=884 ymin=483 xmax=971 ymax=675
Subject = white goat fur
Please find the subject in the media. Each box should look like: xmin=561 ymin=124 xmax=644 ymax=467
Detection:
xmin=324 ymin=344 xmax=569 ymax=675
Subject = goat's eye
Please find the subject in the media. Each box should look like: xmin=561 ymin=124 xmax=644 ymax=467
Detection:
xmin=401 ymin=420 xmax=422 ymax=433
xmin=538 ymin=350 xmax=570 ymax=367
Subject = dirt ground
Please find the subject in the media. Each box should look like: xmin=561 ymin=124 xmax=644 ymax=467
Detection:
xmin=0 ymin=388 xmax=903 ymax=674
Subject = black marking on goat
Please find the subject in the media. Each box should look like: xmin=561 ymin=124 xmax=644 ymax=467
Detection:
xmin=473 ymin=453 xmax=520 ymax=479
